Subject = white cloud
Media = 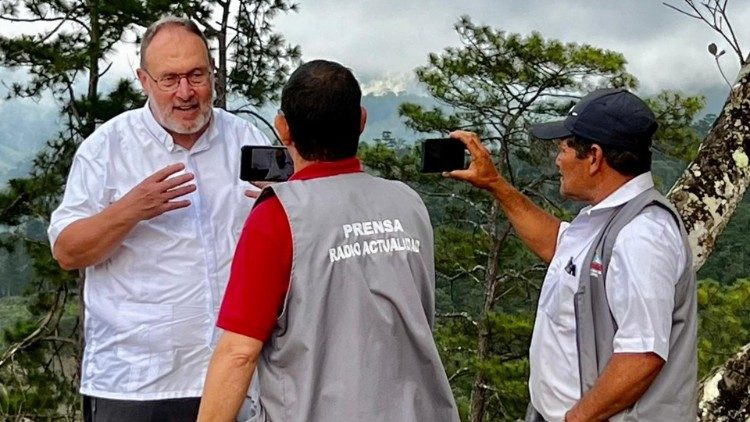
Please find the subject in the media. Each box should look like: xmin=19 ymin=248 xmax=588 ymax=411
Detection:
xmin=360 ymin=72 xmax=414 ymax=95
xmin=276 ymin=0 xmax=750 ymax=96
xmin=3 ymin=0 xmax=749 ymax=101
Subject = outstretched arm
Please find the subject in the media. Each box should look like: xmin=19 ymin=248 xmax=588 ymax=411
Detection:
xmin=446 ymin=131 xmax=561 ymax=263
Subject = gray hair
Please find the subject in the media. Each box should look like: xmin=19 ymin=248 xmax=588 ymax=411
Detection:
xmin=140 ymin=16 xmax=212 ymax=69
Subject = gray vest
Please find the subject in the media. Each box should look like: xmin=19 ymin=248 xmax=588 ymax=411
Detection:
xmin=251 ymin=172 xmax=459 ymax=422
xmin=575 ymin=188 xmax=698 ymax=421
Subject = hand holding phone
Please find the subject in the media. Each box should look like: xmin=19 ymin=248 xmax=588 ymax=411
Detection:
xmin=240 ymin=146 xmax=294 ymax=182
xmin=420 ymin=138 xmax=468 ymax=173
xmin=442 ymin=131 xmax=503 ymax=192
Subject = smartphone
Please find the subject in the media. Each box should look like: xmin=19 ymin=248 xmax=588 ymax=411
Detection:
xmin=420 ymin=138 xmax=467 ymax=173
xmin=240 ymin=145 xmax=294 ymax=182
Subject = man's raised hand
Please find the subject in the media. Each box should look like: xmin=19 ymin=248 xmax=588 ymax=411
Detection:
xmin=444 ymin=130 xmax=503 ymax=191
xmin=121 ymin=163 xmax=196 ymax=220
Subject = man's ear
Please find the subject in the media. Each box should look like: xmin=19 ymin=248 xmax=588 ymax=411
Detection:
xmin=136 ymin=68 xmax=150 ymax=96
xmin=360 ymin=106 xmax=368 ymax=134
xmin=588 ymin=144 xmax=605 ymax=176
xmin=275 ymin=113 xmax=293 ymax=147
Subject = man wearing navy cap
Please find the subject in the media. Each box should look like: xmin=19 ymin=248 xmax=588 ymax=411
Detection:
xmin=448 ymin=88 xmax=697 ymax=421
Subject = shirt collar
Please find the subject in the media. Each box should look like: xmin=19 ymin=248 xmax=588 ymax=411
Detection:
xmin=140 ymin=100 xmax=216 ymax=153
xmin=192 ymin=112 xmax=219 ymax=153
xmin=289 ymin=157 xmax=363 ymax=181
xmin=582 ymin=172 xmax=655 ymax=215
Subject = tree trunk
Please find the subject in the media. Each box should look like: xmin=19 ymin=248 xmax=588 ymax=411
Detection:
xmin=470 ymin=203 xmax=502 ymax=422
xmin=85 ymin=0 xmax=101 ymax=136
xmin=666 ymin=62 xmax=750 ymax=420
xmin=667 ymin=62 xmax=750 ymax=271
xmin=697 ymin=344 xmax=750 ymax=421
xmin=214 ymin=0 xmax=231 ymax=110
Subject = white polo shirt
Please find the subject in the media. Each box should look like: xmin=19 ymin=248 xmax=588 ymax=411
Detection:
xmin=48 ymin=104 xmax=269 ymax=400
xmin=528 ymin=172 xmax=687 ymax=421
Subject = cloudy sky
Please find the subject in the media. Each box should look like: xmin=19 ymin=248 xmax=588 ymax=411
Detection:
xmin=273 ymin=0 xmax=750 ymax=99
xmin=3 ymin=0 xmax=749 ymax=103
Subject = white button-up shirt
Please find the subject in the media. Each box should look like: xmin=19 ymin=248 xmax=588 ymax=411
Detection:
xmin=528 ymin=172 xmax=687 ymax=421
xmin=48 ymin=104 xmax=269 ymax=400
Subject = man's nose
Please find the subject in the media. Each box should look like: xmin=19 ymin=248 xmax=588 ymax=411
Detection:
xmin=174 ymin=77 xmax=193 ymax=100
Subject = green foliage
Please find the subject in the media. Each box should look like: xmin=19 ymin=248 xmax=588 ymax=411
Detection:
xmin=0 ymin=295 xmax=80 ymax=418
xmin=0 ymin=233 xmax=80 ymax=417
xmin=400 ymin=16 xmax=637 ymax=139
xmin=174 ymin=0 xmax=301 ymax=108
xmin=0 ymin=297 xmax=30 ymax=345
xmin=433 ymin=225 xmax=489 ymax=313
xmin=435 ymin=311 xmax=532 ymax=421
xmin=645 ymin=91 xmax=707 ymax=191
xmin=699 ymin=200 xmax=750 ymax=284
xmin=225 ymin=0 xmax=301 ymax=107
xmin=0 ymin=235 xmax=33 ymax=297
xmin=646 ymin=91 xmax=706 ymax=162
xmin=693 ymin=113 xmax=718 ymax=138
xmin=697 ymin=278 xmax=750 ymax=378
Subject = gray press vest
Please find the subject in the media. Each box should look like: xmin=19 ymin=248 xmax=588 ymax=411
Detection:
xmin=250 ymin=172 xmax=459 ymax=422
xmin=576 ymin=188 xmax=698 ymax=421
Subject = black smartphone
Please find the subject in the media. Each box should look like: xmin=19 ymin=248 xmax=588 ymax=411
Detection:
xmin=420 ymin=138 xmax=467 ymax=173
xmin=240 ymin=145 xmax=294 ymax=182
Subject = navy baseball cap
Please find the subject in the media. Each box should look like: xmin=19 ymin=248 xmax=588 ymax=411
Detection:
xmin=530 ymin=88 xmax=658 ymax=150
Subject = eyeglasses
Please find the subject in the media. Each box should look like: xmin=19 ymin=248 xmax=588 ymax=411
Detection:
xmin=141 ymin=67 xmax=212 ymax=92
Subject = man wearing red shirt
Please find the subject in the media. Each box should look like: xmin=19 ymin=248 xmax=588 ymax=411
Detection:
xmin=198 ymin=60 xmax=459 ymax=421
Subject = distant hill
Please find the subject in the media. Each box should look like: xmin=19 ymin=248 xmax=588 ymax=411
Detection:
xmin=0 ymin=90 xmax=434 ymax=189
xmin=0 ymin=83 xmax=727 ymax=188
xmin=0 ymin=98 xmax=60 ymax=187
xmin=361 ymin=92 xmax=435 ymax=143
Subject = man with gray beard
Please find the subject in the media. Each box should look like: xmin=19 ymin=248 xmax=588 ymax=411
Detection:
xmin=48 ymin=16 xmax=269 ymax=421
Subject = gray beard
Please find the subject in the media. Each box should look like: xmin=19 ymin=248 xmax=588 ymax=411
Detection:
xmin=149 ymin=100 xmax=213 ymax=136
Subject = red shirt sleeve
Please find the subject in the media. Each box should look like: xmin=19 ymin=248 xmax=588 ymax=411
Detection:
xmin=217 ymin=194 xmax=292 ymax=342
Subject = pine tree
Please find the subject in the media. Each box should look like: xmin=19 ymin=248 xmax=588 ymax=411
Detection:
xmin=392 ymin=16 xmax=711 ymax=421
xmin=174 ymin=0 xmax=301 ymax=110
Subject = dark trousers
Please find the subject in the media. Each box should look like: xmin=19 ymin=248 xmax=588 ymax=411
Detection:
xmin=524 ymin=403 xmax=548 ymax=422
xmin=83 ymin=395 xmax=201 ymax=422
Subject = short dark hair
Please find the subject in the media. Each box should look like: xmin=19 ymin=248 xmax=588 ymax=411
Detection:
xmin=140 ymin=16 xmax=211 ymax=69
xmin=567 ymin=135 xmax=652 ymax=177
xmin=280 ymin=60 xmax=361 ymax=161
